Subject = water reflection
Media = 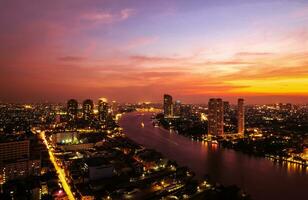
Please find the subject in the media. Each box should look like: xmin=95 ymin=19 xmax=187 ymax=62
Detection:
xmin=120 ymin=112 xmax=308 ymax=200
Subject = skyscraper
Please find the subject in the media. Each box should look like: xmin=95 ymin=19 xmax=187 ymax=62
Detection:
xmin=111 ymin=100 xmax=119 ymax=115
xmin=174 ymin=100 xmax=181 ymax=117
xmin=223 ymin=101 xmax=230 ymax=113
xmin=83 ymin=99 xmax=94 ymax=120
xmin=208 ymin=98 xmax=224 ymax=136
xmin=163 ymin=94 xmax=173 ymax=118
xmin=98 ymin=98 xmax=109 ymax=122
xmin=237 ymin=98 xmax=245 ymax=135
xmin=67 ymin=99 xmax=78 ymax=122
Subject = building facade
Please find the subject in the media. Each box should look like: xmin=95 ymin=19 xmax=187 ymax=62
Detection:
xmin=163 ymin=94 xmax=173 ymax=118
xmin=67 ymin=99 xmax=78 ymax=122
xmin=83 ymin=99 xmax=94 ymax=121
xmin=0 ymin=139 xmax=40 ymax=183
xmin=237 ymin=98 xmax=245 ymax=135
xmin=98 ymin=98 xmax=109 ymax=122
xmin=208 ymin=98 xmax=224 ymax=136
xmin=174 ymin=100 xmax=181 ymax=117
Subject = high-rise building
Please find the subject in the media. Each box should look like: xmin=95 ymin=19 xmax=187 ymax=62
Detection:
xmin=174 ymin=100 xmax=181 ymax=117
xmin=67 ymin=99 xmax=78 ymax=122
xmin=163 ymin=94 xmax=173 ymax=118
xmin=223 ymin=101 xmax=230 ymax=113
xmin=83 ymin=99 xmax=94 ymax=120
xmin=0 ymin=138 xmax=40 ymax=183
xmin=208 ymin=98 xmax=224 ymax=136
xmin=98 ymin=98 xmax=109 ymax=122
xmin=111 ymin=101 xmax=119 ymax=115
xmin=237 ymin=98 xmax=245 ymax=135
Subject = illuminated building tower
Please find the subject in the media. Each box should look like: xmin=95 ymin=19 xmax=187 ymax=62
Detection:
xmin=67 ymin=99 xmax=78 ymax=122
xmin=83 ymin=99 xmax=94 ymax=121
xmin=174 ymin=100 xmax=181 ymax=117
xmin=237 ymin=98 xmax=245 ymax=135
xmin=163 ymin=94 xmax=173 ymax=118
xmin=98 ymin=98 xmax=109 ymax=122
xmin=111 ymin=101 xmax=119 ymax=115
xmin=208 ymin=98 xmax=224 ymax=136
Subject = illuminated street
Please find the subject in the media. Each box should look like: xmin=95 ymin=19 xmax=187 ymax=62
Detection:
xmin=40 ymin=132 xmax=75 ymax=200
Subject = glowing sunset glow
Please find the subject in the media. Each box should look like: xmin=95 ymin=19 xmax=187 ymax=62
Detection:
xmin=1 ymin=0 xmax=308 ymax=103
xmin=228 ymin=78 xmax=308 ymax=94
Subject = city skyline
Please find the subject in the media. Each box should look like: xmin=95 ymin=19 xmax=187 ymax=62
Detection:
xmin=1 ymin=1 xmax=308 ymax=199
xmin=1 ymin=0 xmax=308 ymax=103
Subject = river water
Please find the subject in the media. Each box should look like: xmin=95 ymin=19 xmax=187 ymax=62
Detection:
xmin=119 ymin=112 xmax=308 ymax=200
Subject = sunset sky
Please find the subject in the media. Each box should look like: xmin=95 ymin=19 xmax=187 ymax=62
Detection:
xmin=1 ymin=0 xmax=308 ymax=104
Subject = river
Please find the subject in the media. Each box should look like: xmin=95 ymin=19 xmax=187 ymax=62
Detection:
xmin=119 ymin=112 xmax=308 ymax=200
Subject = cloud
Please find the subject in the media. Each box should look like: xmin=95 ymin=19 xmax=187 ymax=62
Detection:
xmin=130 ymin=55 xmax=182 ymax=63
xmin=82 ymin=12 xmax=113 ymax=22
xmin=204 ymin=60 xmax=253 ymax=66
xmin=58 ymin=56 xmax=87 ymax=62
xmin=81 ymin=8 xmax=135 ymax=23
xmin=235 ymin=52 xmax=274 ymax=57
xmin=123 ymin=36 xmax=159 ymax=50
xmin=1 ymin=1 xmax=308 ymax=103
xmin=120 ymin=9 xmax=135 ymax=20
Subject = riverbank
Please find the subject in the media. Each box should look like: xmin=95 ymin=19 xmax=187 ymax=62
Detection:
xmin=155 ymin=114 xmax=308 ymax=169
xmin=120 ymin=112 xmax=308 ymax=200
xmin=116 ymin=115 xmax=251 ymax=199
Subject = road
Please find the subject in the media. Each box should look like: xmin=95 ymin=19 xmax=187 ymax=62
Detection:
xmin=40 ymin=131 xmax=75 ymax=200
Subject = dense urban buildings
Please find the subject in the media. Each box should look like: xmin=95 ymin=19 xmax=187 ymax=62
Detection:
xmin=1 ymin=100 xmax=250 ymax=200
xmin=208 ymin=98 xmax=224 ymax=136
xmin=1 ymin=1 xmax=308 ymax=200
xmin=1 ymin=99 xmax=308 ymax=200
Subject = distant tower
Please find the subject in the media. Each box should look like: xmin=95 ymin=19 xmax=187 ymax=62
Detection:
xmin=237 ymin=98 xmax=245 ymax=135
xmin=98 ymin=98 xmax=109 ymax=122
xmin=83 ymin=99 xmax=94 ymax=120
xmin=208 ymin=98 xmax=224 ymax=136
xmin=67 ymin=99 xmax=78 ymax=122
xmin=163 ymin=94 xmax=173 ymax=118
xmin=111 ymin=101 xmax=118 ymax=115
xmin=174 ymin=100 xmax=181 ymax=117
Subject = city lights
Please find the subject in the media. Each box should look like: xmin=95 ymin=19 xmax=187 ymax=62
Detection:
xmin=1 ymin=1 xmax=308 ymax=200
